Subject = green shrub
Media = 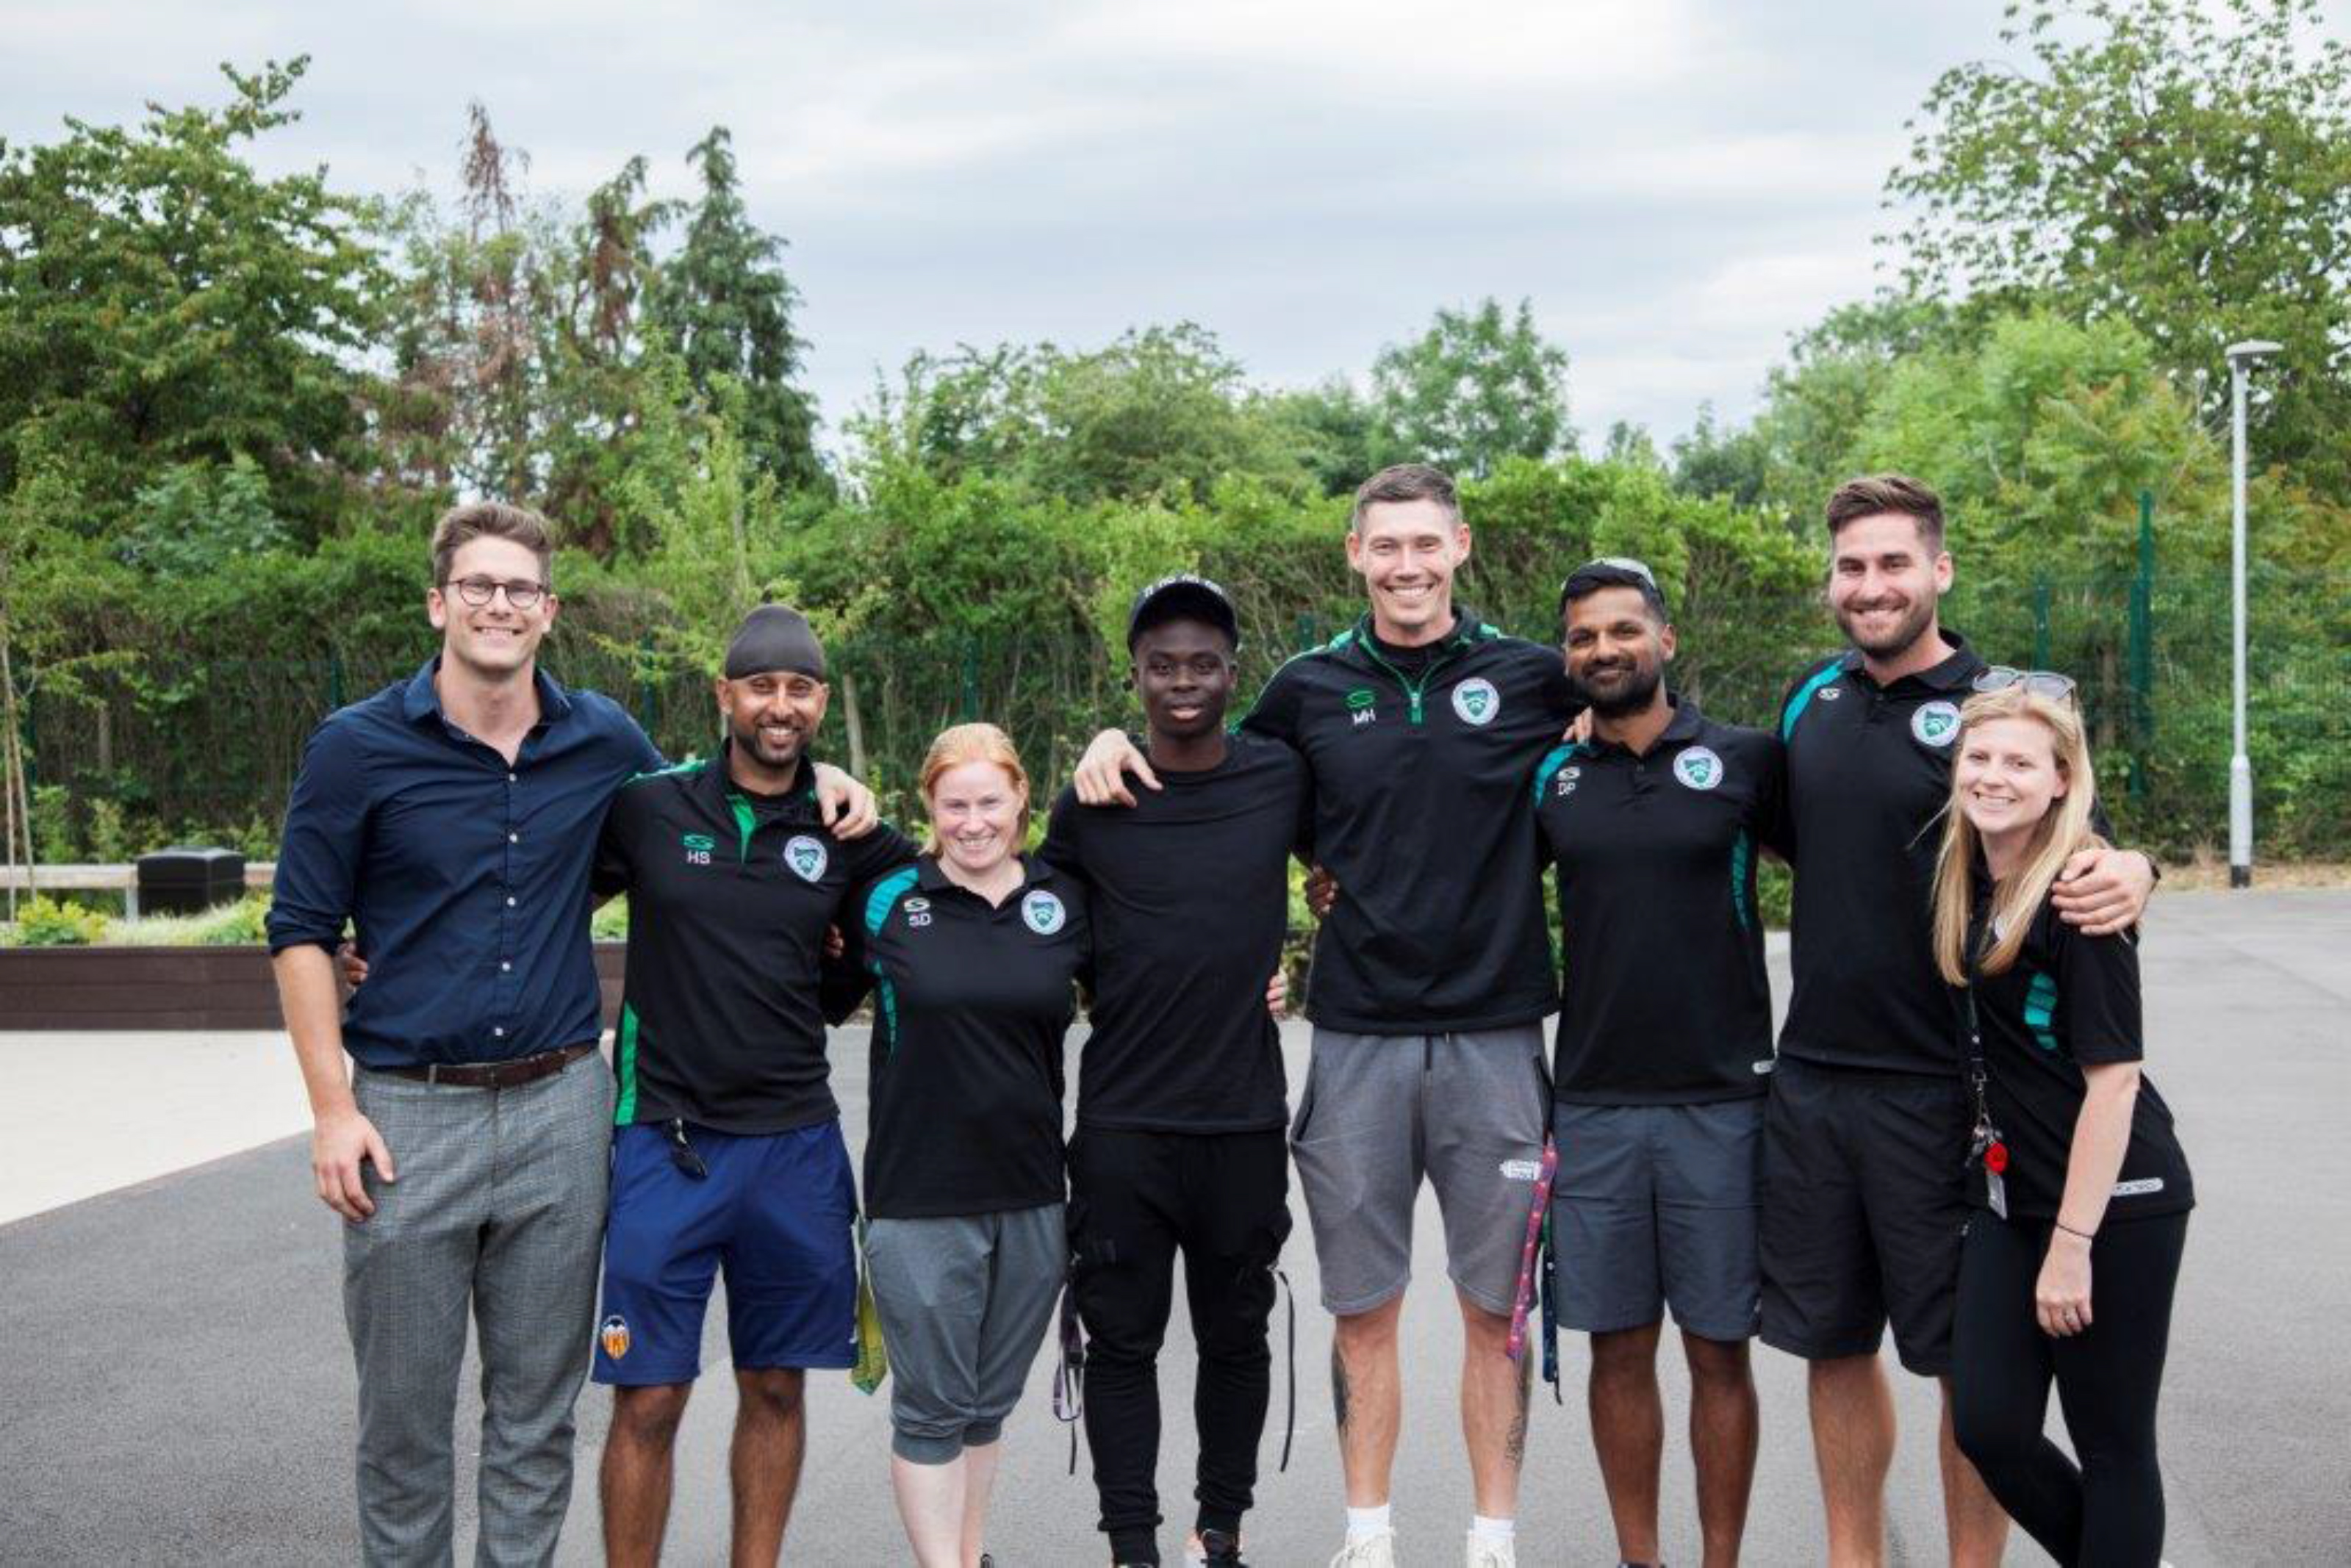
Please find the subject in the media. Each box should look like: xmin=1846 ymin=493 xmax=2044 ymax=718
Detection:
xmin=9 ymin=893 xmax=110 ymax=946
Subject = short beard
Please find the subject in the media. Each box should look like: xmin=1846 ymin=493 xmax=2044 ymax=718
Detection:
xmin=732 ymin=719 xmax=805 ymax=774
xmin=1836 ymin=594 xmax=1938 ymax=661
xmin=1576 ymin=661 xmax=1662 ymax=719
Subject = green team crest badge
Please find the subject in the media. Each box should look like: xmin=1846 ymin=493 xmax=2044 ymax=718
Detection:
xmin=681 ymin=832 xmax=715 ymax=866
xmin=784 ymin=834 xmax=828 ymax=882
xmin=1673 ymin=745 xmax=1723 ymax=791
xmin=1022 ymin=889 xmax=1067 ymax=935
xmin=1451 ymin=677 xmax=1501 ymax=727
xmin=1912 ymin=701 xmax=1961 ymax=748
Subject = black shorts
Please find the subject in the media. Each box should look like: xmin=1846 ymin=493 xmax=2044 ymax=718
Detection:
xmin=1759 ymin=1057 xmax=1969 ymax=1376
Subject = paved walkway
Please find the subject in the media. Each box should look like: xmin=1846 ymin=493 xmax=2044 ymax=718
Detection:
xmin=3 ymin=892 xmax=2347 ymax=1561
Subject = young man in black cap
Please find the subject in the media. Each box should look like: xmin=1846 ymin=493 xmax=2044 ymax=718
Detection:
xmin=1041 ymin=574 xmax=1309 ymax=1568
xmin=1765 ymin=475 xmax=2156 ymax=1567
xmin=1534 ymin=559 xmax=1780 ymax=1568
xmin=1076 ymin=467 xmax=1582 ymax=1568
xmin=587 ymin=604 xmax=919 ymax=1567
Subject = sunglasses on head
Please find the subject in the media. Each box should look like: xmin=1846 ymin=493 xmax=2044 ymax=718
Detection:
xmin=1972 ymin=666 xmax=2078 ymax=705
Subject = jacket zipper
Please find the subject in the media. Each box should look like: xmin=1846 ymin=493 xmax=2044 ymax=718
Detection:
xmin=1356 ymin=633 xmax=1467 ymax=725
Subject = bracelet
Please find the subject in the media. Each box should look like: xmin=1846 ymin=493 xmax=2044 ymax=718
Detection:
xmin=2055 ymin=1219 xmax=2097 ymax=1242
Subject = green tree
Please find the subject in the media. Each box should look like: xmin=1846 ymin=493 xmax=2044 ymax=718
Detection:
xmin=0 ymin=58 xmax=387 ymax=544
xmin=648 ymin=128 xmax=822 ymax=494
xmin=1886 ymin=0 xmax=2351 ymax=490
xmin=1371 ymin=298 xmax=1573 ymax=478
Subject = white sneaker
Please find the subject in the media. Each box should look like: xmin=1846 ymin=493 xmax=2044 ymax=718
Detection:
xmin=1329 ymin=1529 xmax=1399 ymax=1567
xmin=1465 ymin=1533 xmax=1516 ymax=1568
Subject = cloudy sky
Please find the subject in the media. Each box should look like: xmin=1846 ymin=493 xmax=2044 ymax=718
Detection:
xmin=5 ymin=1 xmax=2315 ymax=453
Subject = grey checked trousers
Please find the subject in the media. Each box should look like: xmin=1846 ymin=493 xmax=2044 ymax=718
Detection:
xmin=345 ymin=1055 xmax=612 ymax=1567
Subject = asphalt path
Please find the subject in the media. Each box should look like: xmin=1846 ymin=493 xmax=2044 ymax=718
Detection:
xmin=2 ymin=891 xmax=2347 ymax=1564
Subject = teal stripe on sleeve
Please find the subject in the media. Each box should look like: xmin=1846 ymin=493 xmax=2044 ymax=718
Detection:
xmin=2022 ymin=971 xmax=2060 ymax=1051
xmin=1780 ymin=662 xmax=1844 ymax=740
xmin=863 ymin=867 xmax=920 ymax=939
xmin=1532 ymin=741 xmax=1590 ymax=802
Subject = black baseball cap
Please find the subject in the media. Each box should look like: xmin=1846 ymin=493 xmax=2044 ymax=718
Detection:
xmin=1559 ymin=556 xmax=1670 ymax=620
xmin=1127 ymin=573 xmax=1241 ymax=652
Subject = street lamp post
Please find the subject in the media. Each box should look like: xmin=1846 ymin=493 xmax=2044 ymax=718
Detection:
xmin=2225 ymin=339 xmax=2281 ymax=890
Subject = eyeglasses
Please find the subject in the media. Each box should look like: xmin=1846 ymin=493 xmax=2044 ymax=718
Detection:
xmin=448 ymin=576 xmax=549 ymax=611
xmin=1973 ymin=666 xmax=2078 ymax=704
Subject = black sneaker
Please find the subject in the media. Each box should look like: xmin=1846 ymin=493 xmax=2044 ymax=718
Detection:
xmin=1198 ymin=1530 xmax=1246 ymax=1567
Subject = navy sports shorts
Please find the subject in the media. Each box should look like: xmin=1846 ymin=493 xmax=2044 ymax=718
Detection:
xmin=592 ymin=1118 xmax=858 ymax=1386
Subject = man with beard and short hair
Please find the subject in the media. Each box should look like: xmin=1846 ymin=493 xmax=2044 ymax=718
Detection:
xmin=1531 ymin=559 xmax=1780 ymax=1568
xmin=1765 ymin=475 xmax=2156 ymax=1567
xmin=588 ymin=605 xmax=918 ymax=1567
xmin=1040 ymin=575 xmax=1309 ymax=1568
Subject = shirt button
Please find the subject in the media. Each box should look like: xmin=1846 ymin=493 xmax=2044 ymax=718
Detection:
xmin=500 ymin=961 xmax=512 ymax=973
xmin=492 ymin=1026 xmax=506 ymax=1038
xmin=506 ymin=896 xmax=517 ymax=907
xmin=508 ymin=772 xmax=518 ymax=784
xmin=508 ymin=832 xmax=520 ymax=844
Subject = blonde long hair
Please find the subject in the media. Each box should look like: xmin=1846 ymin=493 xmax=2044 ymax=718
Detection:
xmin=918 ymin=722 xmax=1031 ymax=856
xmin=1930 ymin=686 xmax=2100 ymax=985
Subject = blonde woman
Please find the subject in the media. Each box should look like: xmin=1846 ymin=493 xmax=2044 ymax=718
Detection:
xmin=846 ymin=723 xmax=1090 ymax=1568
xmin=1930 ymin=675 xmax=2193 ymax=1567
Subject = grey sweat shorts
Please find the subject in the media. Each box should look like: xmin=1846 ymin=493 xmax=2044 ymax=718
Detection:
xmin=1288 ymin=1024 xmax=1549 ymax=1316
xmin=1551 ymin=1098 xmax=1764 ymax=1341
xmin=864 ymin=1202 xmax=1066 ymax=1464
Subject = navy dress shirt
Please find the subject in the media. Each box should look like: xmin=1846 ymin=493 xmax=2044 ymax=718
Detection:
xmin=266 ymin=658 xmax=662 ymax=1069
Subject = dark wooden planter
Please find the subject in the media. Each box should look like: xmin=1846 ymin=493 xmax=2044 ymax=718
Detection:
xmin=0 ymin=943 xmax=629 ymax=1031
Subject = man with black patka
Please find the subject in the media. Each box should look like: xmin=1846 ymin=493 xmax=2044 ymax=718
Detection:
xmin=589 ymin=605 xmax=917 ymax=1567
xmin=1040 ymin=575 xmax=1309 ymax=1568
xmin=1534 ymin=561 xmax=1783 ymax=1568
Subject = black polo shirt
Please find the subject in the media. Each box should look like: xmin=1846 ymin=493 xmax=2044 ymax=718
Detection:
xmin=1241 ymin=611 xmax=1579 ymax=1035
xmin=1535 ymin=701 xmax=1786 ymax=1104
xmin=853 ymin=855 xmax=1091 ymax=1220
xmin=1038 ymin=730 xmax=1308 ymax=1134
xmin=594 ymin=743 xmax=919 ymax=1134
xmin=1965 ymin=903 xmax=2193 ymax=1222
xmin=1777 ymin=635 xmax=1988 ymax=1076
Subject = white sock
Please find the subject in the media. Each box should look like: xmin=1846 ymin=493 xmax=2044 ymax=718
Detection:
xmin=1470 ymin=1514 xmax=1516 ymax=1544
xmin=1346 ymin=1503 xmax=1392 ymax=1542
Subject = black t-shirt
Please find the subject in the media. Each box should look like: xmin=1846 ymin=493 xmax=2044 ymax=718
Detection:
xmin=1964 ymin=901 xmax=2193 ymax=1222
xmin=1777 ymin=637 xmax=1988 ymax=1075
xmin=594 ymin=746 xmax=918 ymax=1133
xmin=1242 ymin=611 xmax=1579 ymax=1035
xmin=850 ymin=855 xmax=1090 ymax=1220
xmin=1038 ymin=731 xmax=1307 ymax=1133
xmin=1535 ymin=702 xmax=1786 ymax=1104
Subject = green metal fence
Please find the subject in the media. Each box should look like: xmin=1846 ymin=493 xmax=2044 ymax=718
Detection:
xmin=19 ymin=568 xmax=2351 ymax=860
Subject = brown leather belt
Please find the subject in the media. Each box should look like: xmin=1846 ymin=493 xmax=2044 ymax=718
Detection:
xmin=383 ymin=1041 xmax=598 ymax=1089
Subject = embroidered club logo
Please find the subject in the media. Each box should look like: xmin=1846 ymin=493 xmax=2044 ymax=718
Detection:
xmin=1021 ymin=890 xmax=1067 ymax=935
xmin=681 ymin=832 xmax=715 ymax=866
xmin=600 ymin=1315 xmax=631 ymax=1361
xmin=1817 ymin=684 xmax=1842 ymax=701
xmin=1452 ymin=677 xmax=1501 ymax=727
xmin=1673 ymin=745 xmax=1723 ymax=791
xmin=903 ymin=896 xmax=932 ymax=929
xmin=1912 ymin=700 xmax=1962 ymax=748
xmin=783 ymin=835 xmax=828 ymax=882
xmin=1346 ymin=688 xmax=1377 ymax=727
xmin=1555 ymin=764 xmax=1582 ymax=798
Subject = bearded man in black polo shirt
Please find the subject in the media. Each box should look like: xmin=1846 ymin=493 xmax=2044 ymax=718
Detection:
xmin=1535 ymin=560 xmax=1780 ymax=1568
xmin=1041 ymin=576 xmax=1310 ymax=1568
xmin=588 ymin=606 xmax=917 ymax=1567
xmin=1764 ymin=475 xmax=2156 ymax=1567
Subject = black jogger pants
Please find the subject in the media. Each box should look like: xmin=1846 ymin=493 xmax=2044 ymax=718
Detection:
xmin=1069 ymin=1127 xmax=1292 ymax=1566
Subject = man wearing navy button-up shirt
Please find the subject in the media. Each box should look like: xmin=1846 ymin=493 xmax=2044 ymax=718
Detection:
xmin=270 ymin=502 xmax=660 ymax=1567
